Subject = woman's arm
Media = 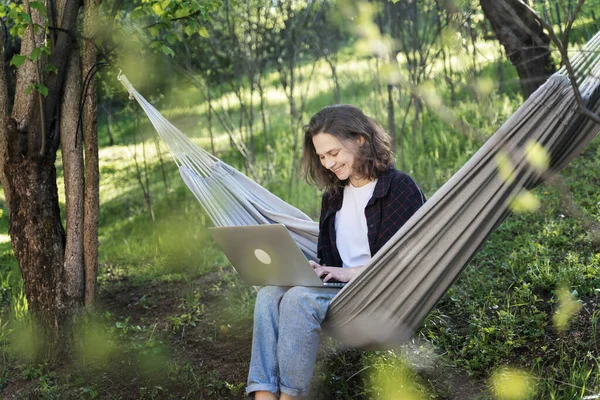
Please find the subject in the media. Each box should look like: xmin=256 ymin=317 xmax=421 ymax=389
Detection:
xmin=309 ymin=260 xmax=365 ymax=283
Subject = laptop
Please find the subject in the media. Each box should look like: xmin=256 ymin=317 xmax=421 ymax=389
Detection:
xmin=209 ymin=224 xmax=345 ymax=288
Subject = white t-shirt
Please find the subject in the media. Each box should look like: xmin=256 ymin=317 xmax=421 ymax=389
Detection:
xmin=334 ymin=180 xmax=378 ymax=268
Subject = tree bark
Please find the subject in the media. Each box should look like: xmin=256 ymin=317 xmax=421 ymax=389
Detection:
xmin=0 ymin=26 xmax=12 ymax=210
xmin=82 ymin=0 xmax=101 ymax=308
xmin=60 ymin=40 xmax=85 ymax=311
xmin=480 ymin=0 xmax=556 ymax=98
xmin=11 ymin=0 xmax=46 ymax=133
xmin=60 ymin=38 xmax=84 ymax=307
xmin=0 ymin=0 xmax=88 ymax=362
xmin=5 ymin=153 xmax=67 ymax=362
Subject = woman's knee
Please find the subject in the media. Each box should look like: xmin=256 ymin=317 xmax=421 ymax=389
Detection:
xmin=280 ymin=287 xmax=330 ymax=322
xmin=254 ymin=286 xmax=287 ymax=313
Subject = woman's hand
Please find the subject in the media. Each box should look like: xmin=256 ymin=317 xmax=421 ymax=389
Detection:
xmin=309 ymin=260 xmax=365 ymax=283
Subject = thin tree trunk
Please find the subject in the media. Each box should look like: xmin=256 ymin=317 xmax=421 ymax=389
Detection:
xmin=132 ymin=112 xmax=154 ymax=221
xmin=399 ymin=96 xmax=413 ymax=171
xmin=249 ymin=78 xmax=255 ymax=163
xmin=497 ymin=46 xmax=505 ymax=93
xmin=412 ymin=98 xmax=421 ymax=151
xmin=11 ymin=1 xmax=46 ymax=133
xmin=82 ymin=0 xmax=101 ymax=308
xmin=0 ymin=26 xmax=11 ymax=210
xmin=554 ymin=3 xmax=564 ymax=37
xmin=153 ymin=136 xmax=169 ymax=193
xmin=256 ymin=74 xmax=270 ymax=175
xmin=60 ymin=41 xmax=85 ymax=312
xmin=469 ymin=14 xmax=478 ymax=74
xmin=326 ymin=56 xmax=341 ymax=104
xmin=207 ymin=88 xmax=215 ymax=155
xmin=141 ymin=130 xmax=155 ymax=221
xmin=387 ymin=84 xmax=396 ymax=155
xmin=103 ymin=101 xmax=115 ymax=146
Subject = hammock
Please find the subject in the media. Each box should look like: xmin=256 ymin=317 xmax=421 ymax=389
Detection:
xmin=119 ymin=31 xmax=600 ymax=349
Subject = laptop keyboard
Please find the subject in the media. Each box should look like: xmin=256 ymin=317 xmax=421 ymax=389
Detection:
xmin=322 ymin=281 xmax=345 ymax=288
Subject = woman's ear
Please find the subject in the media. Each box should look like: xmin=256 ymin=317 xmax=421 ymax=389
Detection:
xmin=358 ymin=136 xmax=365 ymax=146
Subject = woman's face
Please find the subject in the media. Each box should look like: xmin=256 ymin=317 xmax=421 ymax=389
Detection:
xmin=312 ymin=132 xmax=362 ymax=184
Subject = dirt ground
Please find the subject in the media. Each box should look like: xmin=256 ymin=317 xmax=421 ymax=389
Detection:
xmin=2 ymin=271 xmax=254 ymax=399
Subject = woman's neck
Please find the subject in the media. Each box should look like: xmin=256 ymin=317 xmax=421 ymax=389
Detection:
xmin=349 ymin=175 xmax=373 ymax=188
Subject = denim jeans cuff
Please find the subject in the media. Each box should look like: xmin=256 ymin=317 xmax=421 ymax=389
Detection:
xmin=246 ymin=383 xmax=279 ymax=397
xmin=280 ymin=384 xmax=310 ymax=397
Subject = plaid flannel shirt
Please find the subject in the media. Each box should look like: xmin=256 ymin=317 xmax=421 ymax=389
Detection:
xmin=317 ymin=167 xmax=426 ymax=268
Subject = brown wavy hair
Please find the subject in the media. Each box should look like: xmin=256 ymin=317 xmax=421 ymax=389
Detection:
xmin=301 ymin=104 xmax=395 ymax=193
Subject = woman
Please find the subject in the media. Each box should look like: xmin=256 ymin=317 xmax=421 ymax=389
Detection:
xmin=247 ymin=105 xmax=426 ymax=399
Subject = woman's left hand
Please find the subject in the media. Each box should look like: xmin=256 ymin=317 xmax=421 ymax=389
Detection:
xmin=309 ymin=260 xmax=365 ymax=283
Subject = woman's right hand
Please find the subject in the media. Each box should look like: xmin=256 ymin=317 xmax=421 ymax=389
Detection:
xmin=309 ymin=260 xmax=364 ymax=283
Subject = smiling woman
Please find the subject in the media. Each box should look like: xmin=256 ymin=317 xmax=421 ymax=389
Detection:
xmin=246 ymin=104 xmax=426 ymax=399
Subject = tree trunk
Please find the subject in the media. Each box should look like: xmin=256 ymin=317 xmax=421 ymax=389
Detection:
xmin=207 ymin=88 xmax=215 ymax=155
xmin=0 ymin=0 xmax=83 ymax=363
xmin=82 ymin=0 xmax=101 ymax=308
xmin=480 ymin=0 xmax=556 ymax=98
xmin=60 ymin=40 xmax=85 ymax=312
xmin=0 ymin=27 xmax=12 ymax=210
xmin=387 ymin=84 xmax=396 ymax=155
xmin=5 ymin=154 xmax=67 ymax=363
xmin=103 ymin=101 xmax=115 ymax=146
xmin=257 ymin=74 xmax=269 ymax=177
xmin=326 ymin=56 xmax=341 ymax=104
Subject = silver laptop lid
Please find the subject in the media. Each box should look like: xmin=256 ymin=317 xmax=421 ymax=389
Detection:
xmin=209 ymin=224 xmax=343 ymax=287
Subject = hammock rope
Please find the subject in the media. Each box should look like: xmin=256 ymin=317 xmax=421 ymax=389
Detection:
xmin=119 ymin=31 xmax=600 ymax=349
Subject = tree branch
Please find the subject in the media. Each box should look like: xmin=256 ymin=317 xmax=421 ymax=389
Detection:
xmin=143 ymin=11 xmax=201 ymax=29
xmin=518 ymin=0 xmax=600 ymax=125
xmin=561 ymin=0 xmax=586 ymax=51
xmin=26 ymin=1 xmax=47 ymax=156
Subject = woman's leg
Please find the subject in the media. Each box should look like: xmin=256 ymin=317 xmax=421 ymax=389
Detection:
xmin=246 ymin=286 xmax=289 ymax=396
xmin=277 ymin=286 xmax=339 ymax=397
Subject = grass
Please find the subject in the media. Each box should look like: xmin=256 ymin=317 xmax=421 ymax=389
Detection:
xmin=1 ymin=28 xmax=600 ymax=398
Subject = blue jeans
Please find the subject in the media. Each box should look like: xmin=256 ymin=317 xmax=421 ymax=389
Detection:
xmin=246 ymin=286 xmax=340 ymax=397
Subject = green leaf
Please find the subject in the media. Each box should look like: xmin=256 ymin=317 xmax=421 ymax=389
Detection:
xmin=160 ymin=45 xmax=175 ymax=57
xmin=10 ymin=54 xmax=27 ymax=67
xmin=0 ymin=6 xmax=7 ymax=18
xmin=185 ymin=24 xmax=194 ymax=36
xmin=149 ymin=26 xmax=160 ymax=37
xmin=198 ymin=26 xmax=209 ymax=38
xmin=130 ymin=7 xmax=144 ymax=20
xmin=44 ymin=63 xmax=57 ymax=74
xmin=41 ymin=46 xmax=51 ymax=55
xmin=29 ymin=1 xmax=46 ymax=17
xmin=21 ymin=11 xmax=31 ymax=24
xmin=25 ymin=84 xmax=34 ymax=95
xmin=30 ymin=47 xmax=42 ymax=62
xmin=36 ymin=83 xmax=48 ymax=97
xmin=152 ymin=3 xmax=163 ymax=16
xmin=165 ymin=33 xmax=176 ymax=45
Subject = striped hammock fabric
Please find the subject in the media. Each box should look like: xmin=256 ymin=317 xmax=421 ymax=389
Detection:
xmin=119 ymin=31 xmax=600 ymax=349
